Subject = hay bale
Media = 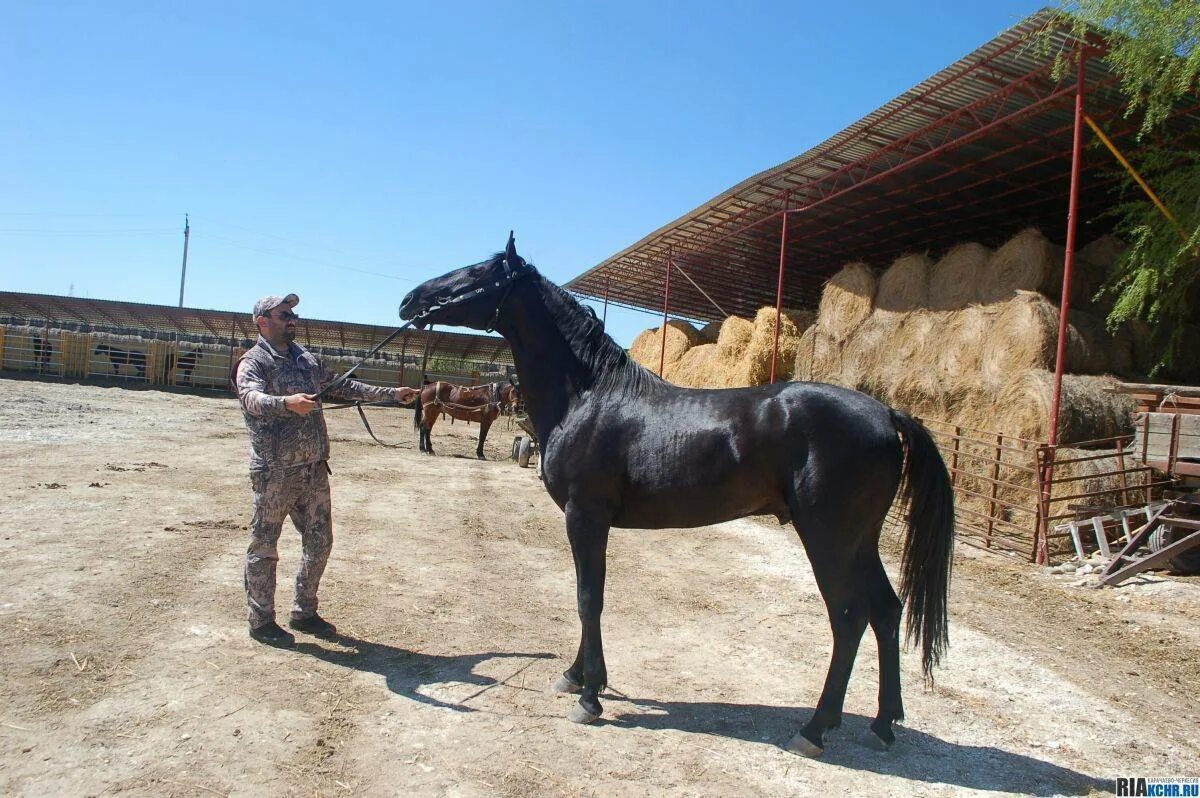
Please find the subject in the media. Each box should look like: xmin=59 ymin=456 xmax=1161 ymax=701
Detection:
xmin=980 ymin=227 xmax=1062 ymax=304
xmin=1079 ymin=234 xmax=1125 ymax=273
xmin=933 ymin=304 xmax=997 ymax=379
xmin=697 ymin=321 xmax=722 ymax=343
xmin=817 ymin=262 xmax=876 ymax=340
xmin=783 ymin=308 xmax=816 ymax=334
xmin=929 ymin=243 xmax=991 ymax=310
xmin=1063 ymin=309 xmax=1112 ymax=375
xmin=874 ymin=311 xmax=943 ymax=390
xmin=979 ymin=291 xmax=1089 ymax=385
xmin=876 ymin=253 xmax=932 ymax=314
xmin=793 ymin=325 xmax=842 ymax=383
xmin=992 ymin=370 xmax=1134 ymax=444
xmin=743 ymin=307 xmax=803 ymax=385
xmin=664 ymin=343 xmax=720 ymax=388
xmin=840 ymin=313 xmax=900 ymax=398
xmin=629 ymin=320 xmax=703 ymax=371
xmin=942 ymin=375 xmax=1001 ymax=431
xmin=713 ymin=316 xmax=754 ymax=361
xmin=889 ymin=371 xmax=951 ymax=420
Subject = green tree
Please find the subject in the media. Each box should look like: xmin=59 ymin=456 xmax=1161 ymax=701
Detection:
xmin=1038 ymin=1 xmax=1200 ymax=376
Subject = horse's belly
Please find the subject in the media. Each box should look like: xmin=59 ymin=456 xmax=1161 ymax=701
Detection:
xmin=614 ymin=479 xmax=784 ymax=529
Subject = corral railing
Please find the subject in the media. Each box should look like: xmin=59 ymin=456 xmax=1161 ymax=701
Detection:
xmin=0 ymin=324 xmax=504 ymax=392
xmin=924 ymin=419 xmax=1176 ymax=563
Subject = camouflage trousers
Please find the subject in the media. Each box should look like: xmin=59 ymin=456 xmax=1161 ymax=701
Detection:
xmin=245 ymin=462 xmax=333 ymax=629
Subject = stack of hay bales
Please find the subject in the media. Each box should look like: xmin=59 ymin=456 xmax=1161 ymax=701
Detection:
xmin=632 ymin=309 xmax=805 ymax=389
xmin=791 ymin=229 xmax=1148 ymax=533
xmin=797 ymin=229 xmax=1141 ymax=439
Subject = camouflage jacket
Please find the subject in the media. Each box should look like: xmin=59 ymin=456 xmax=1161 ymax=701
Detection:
xmin=235 ymin=335 xmax=395 ymax=472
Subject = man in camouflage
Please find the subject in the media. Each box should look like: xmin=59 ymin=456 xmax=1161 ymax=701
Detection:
xmin=236 ymin=293 xmax=406 ymax=647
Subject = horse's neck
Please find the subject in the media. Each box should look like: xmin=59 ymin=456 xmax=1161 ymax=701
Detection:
xmin=498 ymin=278 xmax=614 ymax=443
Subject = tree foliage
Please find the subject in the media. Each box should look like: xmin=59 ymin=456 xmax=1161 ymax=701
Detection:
xmin=1038 ymin=2 xmax=1199 ymax=376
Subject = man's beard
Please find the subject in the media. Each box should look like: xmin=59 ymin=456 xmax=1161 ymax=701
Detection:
xmin=283 ymin=328 xmax=297 ymax=342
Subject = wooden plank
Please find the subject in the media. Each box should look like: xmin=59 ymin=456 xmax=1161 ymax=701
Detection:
xmin=1099 ymin=505 xmax=1170 ymax=578
xmin=1130 ymin=413 xmax=1200 ymax=462
xmin=1100 ymin=529 xmax=1200 ymax=586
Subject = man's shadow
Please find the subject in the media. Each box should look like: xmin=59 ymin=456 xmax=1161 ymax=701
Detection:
xmin=603 ymin=695 xmax=1107 ymax=796
xmin=294 ymin=632 xmax=555 ymax=713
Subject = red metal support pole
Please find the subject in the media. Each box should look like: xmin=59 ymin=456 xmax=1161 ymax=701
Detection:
xmin=659 ymin=254 xmax=672 ymax=378
xmin=1040 ymin=50 xmax=1088 ymax=564
xmin=770 ymin=196 xmax=790 ymax=383
xmin=1050 ymin=53 xmax=1086 ymax=448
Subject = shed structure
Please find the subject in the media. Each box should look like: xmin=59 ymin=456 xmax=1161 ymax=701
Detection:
xmin=566 ymin=10 xmax=1200 ymax=563
xmin=567 ymin=10 xmax=1196 ymax=356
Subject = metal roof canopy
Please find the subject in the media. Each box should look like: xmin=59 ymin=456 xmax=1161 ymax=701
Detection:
xmin=0 ymin=291 xmax=514 ymax=367
xmin=566 ymin=11 xmax=1200 ymax=323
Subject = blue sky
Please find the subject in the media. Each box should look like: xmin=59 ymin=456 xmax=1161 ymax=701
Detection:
xmin=1 ymin=1 xmax=1046 ymax=347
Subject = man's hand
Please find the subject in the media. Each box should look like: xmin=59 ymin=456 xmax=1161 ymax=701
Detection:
xmin=284 ymin=393 xmax=319 ymax=416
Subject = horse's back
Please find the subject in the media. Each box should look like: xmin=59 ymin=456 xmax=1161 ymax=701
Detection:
xmin=546 ymin=380 xmax=903 ymax=529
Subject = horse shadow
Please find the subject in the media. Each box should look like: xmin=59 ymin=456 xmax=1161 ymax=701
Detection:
xmin=602 ymin=695 xmax=1106 ymax=796
xmin=293 ymin=633 xmax=555 ymax=713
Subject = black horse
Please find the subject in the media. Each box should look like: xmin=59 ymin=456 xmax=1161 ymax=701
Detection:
xmin=163 ymin=349 xmax=203 ymax=385
xmin=94 ymin=343 xmax=147 ymax=379
xmin=399 ymin=234 xmax=954 ymax=757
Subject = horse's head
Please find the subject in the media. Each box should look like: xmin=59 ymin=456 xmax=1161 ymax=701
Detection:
xmin=399 ymin=232 xmax=533 ymax=330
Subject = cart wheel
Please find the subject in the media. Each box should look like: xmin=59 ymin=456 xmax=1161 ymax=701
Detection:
xmin=511 ymin=436 xmax=523 ymax=461
xmin=517 ymin=436 xmax=533 ymax=468
xmin=1151 ymin=524 xmax=1200 ymax=574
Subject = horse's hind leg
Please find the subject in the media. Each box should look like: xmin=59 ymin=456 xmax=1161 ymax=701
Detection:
xmin=864 ymin=552 xmax=904 ymax=747
xmin=786 ymin=543 xmax=870 ymax=757
xmin=475 ymin=416 xmax=491 ymax=460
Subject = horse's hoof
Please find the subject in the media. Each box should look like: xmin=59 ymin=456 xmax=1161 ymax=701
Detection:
xmin=552 ymin=674 xmax=582 ymax=694
xmin=784 ymin=732 xmax=823 ymax=758
xmin=567 ymin=703 xmax=600 ymax=724
xmin=859 ymin=729 xmax=894 ymax=752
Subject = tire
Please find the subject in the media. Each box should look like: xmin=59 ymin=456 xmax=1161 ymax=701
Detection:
xmin=511 ymin=436 xmax=522 ymax=461
xmin=517 ymin=436 xmax=533 ymax=468
xmin=1150 ymin=524 xmax=1200 ymax=574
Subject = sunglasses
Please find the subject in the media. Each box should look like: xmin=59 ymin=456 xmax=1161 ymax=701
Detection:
xmin=264 ymin=310 xmax=299 ymax=321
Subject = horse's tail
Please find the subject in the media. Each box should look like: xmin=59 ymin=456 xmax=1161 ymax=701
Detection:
xmin=890 ymin=409 xmax=955 ymax=682
xmin=413 ymin=395 xmax=423 ymax=430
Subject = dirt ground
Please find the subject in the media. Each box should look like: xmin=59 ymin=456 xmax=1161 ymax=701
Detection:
xmin=1 ymin=375 xmax=1198 ymax=797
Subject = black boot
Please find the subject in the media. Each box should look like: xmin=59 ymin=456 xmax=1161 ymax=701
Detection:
xmin=288 ymin=613 xmax=337 ymax=639
xmin=249 ymin=621 xmax=295 ymax=648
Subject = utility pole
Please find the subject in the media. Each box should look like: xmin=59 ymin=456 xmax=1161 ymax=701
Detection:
xmin=178 ymin=214 xmax=190 ymax=307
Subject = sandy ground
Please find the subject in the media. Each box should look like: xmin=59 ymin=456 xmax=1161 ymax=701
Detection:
xmin=1 ymin=375 xmax=1198 ymax=797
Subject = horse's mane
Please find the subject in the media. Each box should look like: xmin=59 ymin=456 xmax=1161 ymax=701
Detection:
xmin=523 ymin=265 xmax=660 ymax=397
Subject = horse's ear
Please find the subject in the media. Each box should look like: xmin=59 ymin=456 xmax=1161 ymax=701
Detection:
xmin=505 ymin=231 xmax=517 ymax=265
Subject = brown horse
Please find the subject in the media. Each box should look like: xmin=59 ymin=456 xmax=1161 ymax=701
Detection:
xmin=499 ymin=379 xmax=520 ymax=415
xmin=414 ymin=381 xmax=501 ymax=458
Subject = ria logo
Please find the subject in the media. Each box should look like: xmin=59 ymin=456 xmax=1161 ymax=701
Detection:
xmin=1115 ymin=778 xmax=1200 ymax=797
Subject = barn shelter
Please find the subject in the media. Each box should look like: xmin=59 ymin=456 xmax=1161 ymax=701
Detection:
xmin=568 ymin=10 xmax=1200 ymax=564
xmin=0 ymin=290 xmax=512 ymax=390
xmin=567 ymin=10 xmax=1198 ymax=427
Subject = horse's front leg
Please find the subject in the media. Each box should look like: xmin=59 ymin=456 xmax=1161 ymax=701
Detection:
xmin=558 ymin=502 xmax=610 ymax=724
